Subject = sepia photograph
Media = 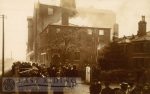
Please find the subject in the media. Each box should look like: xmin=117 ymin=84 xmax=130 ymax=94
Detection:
xmin=0 ymin=0 xmax=150 ymax=94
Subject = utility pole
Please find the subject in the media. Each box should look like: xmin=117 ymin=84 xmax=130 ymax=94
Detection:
xmin=0 ymin=14 xmax=5 ymax=76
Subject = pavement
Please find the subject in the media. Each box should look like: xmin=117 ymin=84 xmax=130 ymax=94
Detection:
xmin=1 ymin=77 xmax=90 ymax=94
xmin=64 ymin=79 xmax=90 ymax=94
xmin=48 ymin=78 xmax=90 ymax=94
xmin=48 ymin=79 xmax=119 ymax=94
xmin=0 ymin=76 xmax=121 ymax=94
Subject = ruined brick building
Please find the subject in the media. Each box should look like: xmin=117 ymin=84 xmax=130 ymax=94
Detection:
xmin=26 ymin=0 xmax=116 ymax=67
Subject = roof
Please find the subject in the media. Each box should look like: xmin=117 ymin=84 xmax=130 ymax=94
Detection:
xmin=118 ymin=31 xmax=150 ymax=43
xmin=117 ymin=35 xmax=136 ymax=43
xmin=41 ymin=24 xmax=111 ymax=34
xmin=48 ymin=24 xmax=111 ymax=30
xmin=132 ymin=35 xmax=150 ymax=42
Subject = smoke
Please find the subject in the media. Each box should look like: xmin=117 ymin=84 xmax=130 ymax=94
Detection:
xmin=0 ymin=0 xmax=150 ymax=60
xmin=70 ymin=7 xmax=116 ymax=28
xmin=116 ymin=0 xmax=150 ymax=36
xmin=75 ymin=0 xmax=150 ymax=37
xmin=40 ymin=0 xmax=150 ymax=37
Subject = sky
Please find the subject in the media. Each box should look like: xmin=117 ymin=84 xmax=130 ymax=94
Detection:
xmin=0 ymin=0 xmax=150 ymax=60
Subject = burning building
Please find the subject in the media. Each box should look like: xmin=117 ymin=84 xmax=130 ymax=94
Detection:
xmin=27 ymin=1 xmax=76 ymax=61
xmin=27 ymin=0 xmax=115 ymax=67
xmin=39 ymin=24 xmax=110 ymax=67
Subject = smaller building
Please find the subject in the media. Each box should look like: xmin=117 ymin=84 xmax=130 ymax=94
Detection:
xmin=117 ymin=16 xmax=150 ymax=69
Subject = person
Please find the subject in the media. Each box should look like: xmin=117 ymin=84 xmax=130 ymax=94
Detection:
xmin=52 ymin=67 xmax=65 ymax=94
xmin=128 ymin=82 xmax=135 ymax=94
xmin=130 ymin=83 xmax=143 ymax=94
xmin=89 ymin=81 xmax=96 ymax=94
xmin=71 ymin=65 xmax=78 ymax=87
xmin=101 ymin=81 xmax=113 ymax=94
xmin=49 ymin=66 xmax=57 ymax=77
xmin=66 ymin=65 xmax=72 ymax=87
xmin=90 ymin=80 xmax=102 ymax=94
xmin=116 ymin=82 xmax=129 ymax=94
xmin=96 ymin=81 xmax=102 ymax=94
xmin=143 ymin=83 xmax=150 ymax=94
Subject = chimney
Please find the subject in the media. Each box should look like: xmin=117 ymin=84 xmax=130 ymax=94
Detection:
xmin=112 ymin=23 xmax=119 ymax=42
xmin=113 ymin=23 xmax=119 ymax=37
xmin=137 ymin=16 xmax=147 ymax=37
xmin=142 ymin=16 xmax=145 ymax=21
xmin=60 ymin=0 xmax=76 ymax=25
xmin=61 ymin=9 xmax=69 ymax=25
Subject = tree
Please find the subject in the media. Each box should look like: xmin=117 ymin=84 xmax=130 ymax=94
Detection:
xmin=98 ymin=42 xmax=129 ymax=70
xmin=47 ymin=28 xmax=81 ymax=64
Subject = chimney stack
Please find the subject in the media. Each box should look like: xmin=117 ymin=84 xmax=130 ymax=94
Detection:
xmin=137 ymin=16 xmax=147 ymax=37
xmin=61 ymin=9 xmax=69 ymax=25
xmin=113 ymin=23 xmax=119 ymax=37
xmin=60 ymin=0 xmax=76 ymax=25
xmin=142 ymin=16 xmax=145 ymax=21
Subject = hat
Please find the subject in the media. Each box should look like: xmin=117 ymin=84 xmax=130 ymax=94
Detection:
xmin=120 ymin=82 xmax=128 ymax=88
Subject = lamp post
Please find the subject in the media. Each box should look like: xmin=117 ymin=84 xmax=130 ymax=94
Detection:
xmin=0 ymin=14 xmax=5 ymax=76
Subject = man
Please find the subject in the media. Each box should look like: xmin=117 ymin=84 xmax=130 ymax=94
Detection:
xmin=90 ymin=80 xmax=102 ymax=94
xmin=130 ymin=83 xmax=143 ymax=94
xmin=116 ymin=82 xmax=129 ymax=94
xmin=101 ymin=81 xmax=113 ymax=94
xmin=128 ymin=82 xmax=135 ymax=94
xmin=71 ymin=65 xmax=78 ymax=87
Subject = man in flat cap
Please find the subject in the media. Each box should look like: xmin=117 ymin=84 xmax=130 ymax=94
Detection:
xmin=116 ymin=82 xmax=129 ymax=94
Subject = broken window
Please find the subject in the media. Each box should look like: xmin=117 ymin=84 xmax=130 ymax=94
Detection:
xmin=99 ymin=30 xmax=104 ymax=35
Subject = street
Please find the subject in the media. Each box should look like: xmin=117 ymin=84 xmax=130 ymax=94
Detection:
xmin=47 ymin=78 xmax=90 ymax=94
xmin=62 ymin=79 xmax=89 ymax=94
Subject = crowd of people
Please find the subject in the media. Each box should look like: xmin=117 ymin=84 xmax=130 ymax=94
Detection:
xmin=12 ymin=61 xmax=78 ymax=77
xmin=11 ymin=61 xmax=150 ymax=94
xmin=90 ymin=81 xmax=150 ymax=94
xmin=11 ymin=61 xmax=78 ymax=94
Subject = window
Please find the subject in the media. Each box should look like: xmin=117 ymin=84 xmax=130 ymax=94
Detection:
xmin=48 ymin=8 xmax=53 ymax=15
xmin=99 ymin=30 xmax=104 ymax=35
xmin=139 ymin=43 xmax=144 ymax=52
xmin=56 ymin=28 xmax=60 ymax=33
xmin=88 ymin=29 xmax=92 ymax=35
xmin=144 ymin=42 xmax=150 ymax=52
